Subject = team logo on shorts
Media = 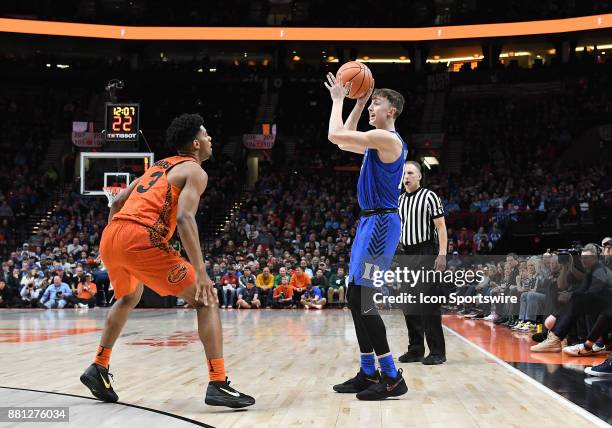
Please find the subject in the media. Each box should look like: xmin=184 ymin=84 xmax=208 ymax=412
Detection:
xmin=167 ymin=263 xmax=188 ymax=284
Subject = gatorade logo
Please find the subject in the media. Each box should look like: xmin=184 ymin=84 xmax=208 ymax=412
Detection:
xmin=167 ymin=263 xmax=188 ymax=284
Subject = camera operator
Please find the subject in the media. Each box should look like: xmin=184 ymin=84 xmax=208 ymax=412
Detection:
xmin=67 ymin=273 xmax=97 ymax=308
xmin=532 ymin=244 xmax=612 ymax=353
xmin=20 ymin=277 xmax=41 ymax=308
xmin=0 ymin=279 xmax=21 ymax=308
xmin=39 ymin=275 xmax=72 ymax=309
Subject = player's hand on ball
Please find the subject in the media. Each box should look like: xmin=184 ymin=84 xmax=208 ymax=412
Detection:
xmin=356 ymin=80 xmax=374 ymax=106
xmin=324 ymin=72 xmax=350 ymax=101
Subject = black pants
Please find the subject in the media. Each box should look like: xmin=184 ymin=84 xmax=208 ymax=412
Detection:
xmin=67 ymin=295 xmax=96 ymax=308
xmin=554 ymin=292 xmax=612 ymax=340
xmin=346 ymin=284 xmax=391 ymax=356
xmin=402 ymin=241 xmax=446 ymax=357
xmin=588 ymin=308 xmax=612 ymax=343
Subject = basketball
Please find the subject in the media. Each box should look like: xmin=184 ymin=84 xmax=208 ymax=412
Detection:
xmin=336 ymin=61 xmax=374 ymax=99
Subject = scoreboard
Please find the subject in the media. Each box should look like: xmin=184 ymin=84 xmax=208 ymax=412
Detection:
xmin=105 ymin=103 xmax=140 ymax=142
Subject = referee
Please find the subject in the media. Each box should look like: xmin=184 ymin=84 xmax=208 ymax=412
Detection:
xmin=398 ymin=161 xmax=448 ymax=365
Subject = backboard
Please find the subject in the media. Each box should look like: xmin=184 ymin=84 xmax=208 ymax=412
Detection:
xmin=79 ymin=152 xmax=154 ymax=196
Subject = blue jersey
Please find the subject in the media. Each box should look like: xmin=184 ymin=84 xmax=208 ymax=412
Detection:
xmin=349 ymin=131 xmax=406 ymax=287
xmin=357 ymin=131 xmax=407 ymax=210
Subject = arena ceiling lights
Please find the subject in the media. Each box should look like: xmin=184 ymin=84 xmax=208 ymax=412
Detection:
xmin=0 ymin=14 xmax=611 ymax=41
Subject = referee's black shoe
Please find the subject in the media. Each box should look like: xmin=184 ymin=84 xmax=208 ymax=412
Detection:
xmin=398 ymin=349 xmax=424 ymax=363
xmin=80 ymin=363 xmax=118 ymax=402
xmin=422 ymin=354 xmax=446 ymax=365
xmin=205 ymin=377 xmax=255 ymax=408
xmin=356 ymin=369 xmax=408 ymax=401
xmin=333 ymin=369 xmax=381 ymax=393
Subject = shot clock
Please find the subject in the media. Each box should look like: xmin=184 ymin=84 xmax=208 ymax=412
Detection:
xmin=105 ymin=103 xmax=140 ymax=142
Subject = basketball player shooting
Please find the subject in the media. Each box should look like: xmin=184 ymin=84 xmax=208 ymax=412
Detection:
xmin=324 ymin=72 xmax=408 ymax=400
xmin=79 ymin=113 xmax=255 ymax=409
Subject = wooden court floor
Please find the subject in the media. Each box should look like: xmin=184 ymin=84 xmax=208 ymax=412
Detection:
xmin=0 ymin=308 xmax=606 ymax=428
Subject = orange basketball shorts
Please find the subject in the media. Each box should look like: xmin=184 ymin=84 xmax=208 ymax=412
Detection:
xmin=100 ymin=220 xmax=196 ymax=299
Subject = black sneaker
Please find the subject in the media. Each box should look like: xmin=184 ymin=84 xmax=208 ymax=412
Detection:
xmin=584 ymin=358 xmax=612 ymax=378
xmin=356 ymin=368 xmax=408 ymax=401
xmin=494 ymin=316 xmax=509 ymax=325
xmin=422 ymin=354 xmax=446 ymax=365
xmin=333 ymin=369 xmax=381 ymax=393
xmin=205 ymin=377 xmax=255 ymax=408
xmin=531 ymin=329 xmax=548 ymax=343
xmin=80 ymin=363 xmax=118 ymax=402
xmin=398 ymin=350 xmax=424 ymax=363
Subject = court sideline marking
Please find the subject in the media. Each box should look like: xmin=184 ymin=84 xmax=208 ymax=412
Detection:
xmin=0 ymin=386 xmax=215 ymax=428
xmin=442 ymin=325 xmax=611 ymax=428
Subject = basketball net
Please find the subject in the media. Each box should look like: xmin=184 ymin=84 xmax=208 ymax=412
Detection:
xmin=102 ymin=186 xmax=123 ymax=208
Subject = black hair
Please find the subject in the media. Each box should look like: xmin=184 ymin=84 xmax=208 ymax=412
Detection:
xmin=165 ymin=113 xmax=204 ymax=150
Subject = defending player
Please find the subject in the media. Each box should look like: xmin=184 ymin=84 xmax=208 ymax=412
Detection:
xmin=79 ymin=113 xmax=255 ymax=409
xmin=324 ymin=73 xmax=408 ymax=400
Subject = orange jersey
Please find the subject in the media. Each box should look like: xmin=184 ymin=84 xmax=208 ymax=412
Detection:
xmin=113 ymin=156 xmax=196 ymax=243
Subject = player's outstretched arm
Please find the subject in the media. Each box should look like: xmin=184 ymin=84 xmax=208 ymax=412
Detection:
xmin=108 ymin=177 xmax=141 ymax=223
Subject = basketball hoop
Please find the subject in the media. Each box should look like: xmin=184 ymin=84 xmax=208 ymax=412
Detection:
xmin=102 ymin=186 xmax=123 ymax=208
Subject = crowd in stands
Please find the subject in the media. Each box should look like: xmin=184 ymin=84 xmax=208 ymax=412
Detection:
xmin=3 ymin=0 xmax=611 ymax=27
xmin=0 ymin=85 xmax=72 ymax=258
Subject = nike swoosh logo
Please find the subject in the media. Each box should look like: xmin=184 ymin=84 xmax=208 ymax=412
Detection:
xmin=364 ymin=308 xmax=373 ymax=314
xmin=100 ymin=374 xmax=111 ymax=389
xmin=220 ymin=387 xmax=240 ymax=397
xmin=386 ymin=379 xmax=402 ymax=391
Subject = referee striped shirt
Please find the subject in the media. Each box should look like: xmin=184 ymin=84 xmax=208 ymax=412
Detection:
xmin=398 ymin=187 xmax=445 ymax=246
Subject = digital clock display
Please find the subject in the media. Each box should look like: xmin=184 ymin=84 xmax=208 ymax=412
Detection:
xmin=105 ymin=103 xmax=140 ymax=142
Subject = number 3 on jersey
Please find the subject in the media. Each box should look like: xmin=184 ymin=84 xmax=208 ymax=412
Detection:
xmin=137 ymin=171 xmax=163 ymax=193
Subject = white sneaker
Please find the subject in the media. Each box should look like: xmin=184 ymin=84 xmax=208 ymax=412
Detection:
xmin=512 ymin=322 xmax=525 ymax=331
xmin=484 ymin=313 xmax=499 ymax=322
xmin=564 ymin=343 xmax=606 ymax=357
xmin=78 ymin=303 xmax=89 ymax=309
xmin=592 ymin=343 xmax=606 ymax=354
xmin=518 ymin=322 xmax=536 ymax=332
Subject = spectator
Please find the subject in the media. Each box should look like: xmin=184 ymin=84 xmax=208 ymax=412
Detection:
xmin=327 ymin=266 xmax=347 ymax=307
xmin=67 ymin=272 xmax=97 ymax=308
xmin=220 ymin=266 xmax=239 ymax=309
xmin=300 ymin=282 xmax=326 ymax=310
xmin=238 ymin=267 xmax=256 ymax=289
xmin=0 ymin=279 xmax=20 ymax=307
xmin=255 ymin=267 xmax=275 ymax=307
xmin=532 ymin=244 xmax=612 ymax=352
xmin=603 ymin=237 xmax=612 ymax=269
xmin=236 ymin=279 xmax=261 ymax=309
xmin=290 ymin=266 xmax=310 ymax=304
xmin=39 ymin=275 xmax=72 ymax=309
xmin=20 ymin=279 xmax=41 ymax=308
xmin=272 ymin=276 xmax=295 ymax=309
xmin=274 ymin=266 xmax=291 ymax=286
xmin=310 ymin=269 xmax=329 ymax=299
